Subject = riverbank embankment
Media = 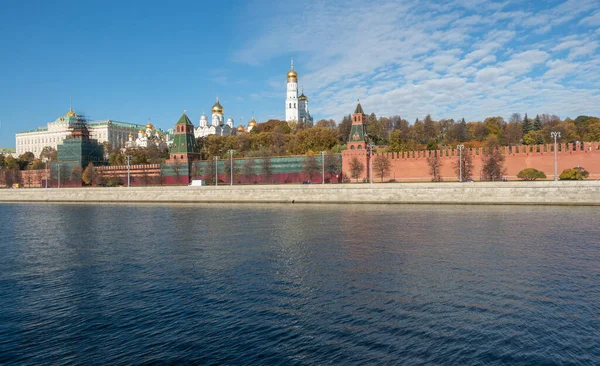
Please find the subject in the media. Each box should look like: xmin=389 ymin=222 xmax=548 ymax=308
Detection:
xmin=1 ymin=181 xmax=599 ymax=205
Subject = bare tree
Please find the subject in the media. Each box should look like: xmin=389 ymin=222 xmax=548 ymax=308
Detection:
xmin=70 ymin=166 xmax=83 ymax=186
xmin=482 ymin=136 xmax=507 ymax=181
xmin=204 ymin=161 xmax=216 ymax=185
xmin=302 ymin=155 xmax=320 ymax=182
xmin=373 ymin=154 xmax=391 ymax=182
xmin=261 ymin=156 xmax=274 ymax=183
xmin=452 ymin=149 xmax=473 ymax=181
xmin=24 ymin=172 xmax=33 ymax=187
xmin=82 ymin=163 xmax=96 ymax=186
xmin=141 ymin=165 xmax=152 ymax=186
xmin=349 ymin=157 xmax=365 ymax=182
xmin=427 ymin=151 xmax=443 ymax=182
xmin=35 ymin=168 xmax=45 ymax=187
xmin=224 ymin=158 xmax=239 ymax=183
xmin=242 ymin=158 xmax=256 ymax=183
xmin=171 ymin=160 xmax=183 ymax=184
xmin=324 ymin=154 xmax=341 ymax=182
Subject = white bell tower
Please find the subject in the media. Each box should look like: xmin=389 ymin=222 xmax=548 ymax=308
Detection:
xmin=285 ymin=58 xmax=299 ymax=123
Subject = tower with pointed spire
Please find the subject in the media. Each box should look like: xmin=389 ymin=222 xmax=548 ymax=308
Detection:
xmin=341 ymin=99 xmax=371 ymax=182
xmin=285 ymin=58 xmax=299 ymax=123
xmin=169 ymin=110 xmax=200 ymax=163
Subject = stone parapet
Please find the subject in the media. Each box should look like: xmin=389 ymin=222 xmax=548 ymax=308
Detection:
xmin=1 ymin=181 xmax=599 ymax=206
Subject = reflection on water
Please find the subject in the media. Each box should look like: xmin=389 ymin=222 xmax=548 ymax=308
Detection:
xmin=0 ymin=203 xmax=599 ymax=364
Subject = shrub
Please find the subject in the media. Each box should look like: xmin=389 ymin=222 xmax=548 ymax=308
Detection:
xmin=559 ymin=167 xmax=589 ymax=180
xmin=517 ymin=168 xmax=547 ymax=180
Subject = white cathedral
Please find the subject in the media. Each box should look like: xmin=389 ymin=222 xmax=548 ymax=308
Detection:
xmin=194 ymin=97 xmax=256 ymax=138
xmin=285 ymin=59 xmax=313 ymax=125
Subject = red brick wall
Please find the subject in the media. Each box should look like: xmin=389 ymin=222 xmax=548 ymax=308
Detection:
xmin=368 ymin=142 xmax=600 ymax=182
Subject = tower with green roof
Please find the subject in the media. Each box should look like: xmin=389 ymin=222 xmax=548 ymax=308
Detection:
xmin=168 ymin=111 xmax=200 ymax=162
xmin=341 ymin=100 xmax=371 ymax=182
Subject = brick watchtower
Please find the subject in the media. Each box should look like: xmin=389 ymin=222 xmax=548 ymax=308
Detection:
xmin=342 ymin=100 xmax=371 ymax=182
xmin=168 ymin=111 xmax=200 ymax=162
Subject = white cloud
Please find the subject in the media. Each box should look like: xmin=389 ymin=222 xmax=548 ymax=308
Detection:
xmin=234 ymin=0 xmax=600 ymax=121
xmin=579 ymin=11 xmax=600 ymax=26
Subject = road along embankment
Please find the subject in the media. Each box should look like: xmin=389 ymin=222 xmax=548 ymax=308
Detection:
xmin=1 ymin=181 xmax=599 ymax=205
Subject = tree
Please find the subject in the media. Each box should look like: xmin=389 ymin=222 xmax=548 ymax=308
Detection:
xmin=504 ymin=122 xmax=523 ymax=146
xmin=224 ymin=157 xmax=239 ymax=183
xmin=423 ymin=114 xmax=437 ymax=142
xmin=59 ymin=164 xmax=68 ymax=186
xmin=533 ymin=114 xmax=542 ymax=131
xmin=171 ymin=160 xmax=183 ymax=184
xmin=141 ymin=165 xmax=152 ymax=186
xmin=559 ymin=167 xmax=589 ymax=180
xmin=40 ymin=146 xmax=57 ymax=162
xmin=242 ymin=158 xmax=256 ymax=183
xmin=517 ymin=168 xmax=547 ymax=180
xmin=522 ymin=113 xmax=532 ymax=135
xmin=204 ymin=161 xmax=216 ymax=184
xmin=324 ymin=154 xmax=341 ymax=182
xmin=372 ymin=154 xmax=391 ymax=182
xmin=509 ymin=113 xmax=522 ymax=124
xmin=82 ymin=163 xmax=96 ymax=186
xmin=70 ymin=166 xmax=83 ymax=185
xmin=427 ymin=152 xmax=443 ymax=182
xmin=190 ymin=162 xmax=202 ymax=180
xmin=261 ymin=156 xmax=274 ymax=183
xmin=349 ymin=157 xmax=365 ymax=182
xmin=19 ymin=152 xmax=35 ymax=164
xmin=35 ymin=168 xmax=45 ymax=187
xmin=453 ymin=148 xmax=473 ymax=182
xmin=24 ymin=172 xmax=33 ymax=187
xmin=481 ymin=136 xmax=506 ymax=181
xmin=302 ymin=155 xmax=320 ymax=182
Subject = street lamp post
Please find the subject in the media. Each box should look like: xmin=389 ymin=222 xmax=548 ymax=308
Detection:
xmin=321 ymin=151 xmax=325 ymax=184
xmin=457 ymin=144 xmax=464 ymax=182
xmin=228 ymin=150 xmax=235 ymax=186
xmin=550 ymin=131 xmax=561 ymax=182
xmin=368 ymin=143 xmax=374 ymax=184
xmin=214 ymin=156 xmax=219 ymax=186
xmin=125 ymin=155 xmax=132 ymax=187
xmin=45 ymin=158 xmax=49 ymax=188
xmin=57 ymin=163 xmax=62 ymax=188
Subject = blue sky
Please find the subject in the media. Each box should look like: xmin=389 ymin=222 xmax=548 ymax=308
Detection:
xmin=1 ymin=0 xmax=600 ymax=147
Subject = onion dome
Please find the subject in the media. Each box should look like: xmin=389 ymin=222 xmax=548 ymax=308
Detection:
xmin=237 ymin=125 xmax=245 ymax=132
xmin=287 ymin=58 xmax=298 ymax=81
xmin=200 ymin=113 xmax=208 ymax=121
xmin=212 ymin=97 xmax=224 ymax=114
xmin=138 ymin=129 xmax=144 ymax=134
xmin=248 ymin=116 xmax=257 ymax=127
xmin=146 ymin=120 xmax=154 ymax=129
xmin=227 ymin=116 xmax=234 ymax=124
xmin=65 ymin=107 xmax=76 ymax=117
xmin=128 ymin=132 xmax=133 ymax=138
xmin=299 ymin=87 xmax=308 ymax=101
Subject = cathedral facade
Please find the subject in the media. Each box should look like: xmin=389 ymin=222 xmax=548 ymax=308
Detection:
xmin=285 ymin=59 xmax=313 ymax=125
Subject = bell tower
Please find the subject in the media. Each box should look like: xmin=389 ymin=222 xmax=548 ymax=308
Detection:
xmin=285 ymin=58 xmax=299 ymax=123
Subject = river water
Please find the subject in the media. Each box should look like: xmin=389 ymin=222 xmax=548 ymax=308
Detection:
xmin=0 ymin=203 xmax=598 ymax=365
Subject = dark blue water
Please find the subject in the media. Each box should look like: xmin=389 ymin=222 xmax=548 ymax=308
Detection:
xmin=0 ymin=203 xmax=599 ymax=365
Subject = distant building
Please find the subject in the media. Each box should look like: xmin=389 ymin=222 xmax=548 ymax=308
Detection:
xmin=194 ymin=97 xmax=235 ymax=138
xmin=0 ymin=147 xmax=16 ymax=158
xmin=125 ymin=120 xmax=169 ymax=150
xmin=15 ymin=107 xmax=172 ymax=157
xmin=285 ymin=59 xmax=313 ymax=125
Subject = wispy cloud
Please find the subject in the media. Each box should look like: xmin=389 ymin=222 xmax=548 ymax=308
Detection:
xmin=235 ymin=0 xmax=600 ymax=121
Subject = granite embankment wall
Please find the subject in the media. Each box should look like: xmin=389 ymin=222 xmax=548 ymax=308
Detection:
xmin=1 ymin=181 xmax=599 ymax=205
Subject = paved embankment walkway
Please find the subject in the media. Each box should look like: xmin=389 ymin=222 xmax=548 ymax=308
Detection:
xmin=1 ymin=181 xmax=599 ymax=205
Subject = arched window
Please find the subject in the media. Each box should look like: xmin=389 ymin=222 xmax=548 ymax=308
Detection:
xmin=350 ymin=145 xmax=355 ymax=150
xmin=181 ymin=155 xmax=183 ymax=159
xmin=357 ymin=145 xmax=362 ymax=150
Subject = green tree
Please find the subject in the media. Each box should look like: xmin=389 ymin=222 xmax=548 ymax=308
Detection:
xmin=533 ymin=114 xmax=543 ymax=131
xmin=349 ymin=157 xmax=364 ymax=182
xmin=372 ymin=154 xmax=391 ymax=182
xmin=517 ymin=168 xmax=547 ymax=180
xmin=522 ymin=113 xmax=533 ymax=135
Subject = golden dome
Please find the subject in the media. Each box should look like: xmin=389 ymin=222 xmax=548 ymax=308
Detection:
xmin=128 ymin=132 xmax=133 ymax=138
xmin=248 ymin=117 xmax=257 ymax=127
xmin=299 ymin=94 xmax=308 ymax=101
xmin=146 ymin=120 xmax=154 ymax=129
xmin=237 ymin=125 xmax=245 ymax=132
xmin=138 ymin=129 xmax=144 ymax=134
xmin=287 ymin=69 xmax=298 ymax=79
xmin=65 ymin=107 xmax=76 ymax=117
xmin=212 ymin=97 xmax=224 ymax=114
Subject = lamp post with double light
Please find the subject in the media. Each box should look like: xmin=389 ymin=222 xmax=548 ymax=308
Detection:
xmin=550 ymin=131 xmax=561 ymax=182
xmin=457 ymin=144 xmax=464 ymax=182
